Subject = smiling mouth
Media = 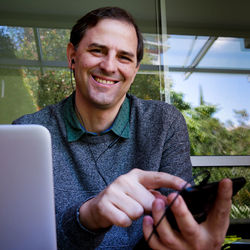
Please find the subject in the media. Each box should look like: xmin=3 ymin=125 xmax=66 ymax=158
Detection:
xmin=93 ymin=76 xmax=119 ymax=85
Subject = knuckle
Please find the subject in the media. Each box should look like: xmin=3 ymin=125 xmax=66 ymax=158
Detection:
xmin=105 ymin=184 xmax=115 ymax=195
xmin=131 ymin=205 xmax=144 ymax=219
xmin=183 ymin=224 xmax=199 ymax=236
xmin=95 ymin=201 xmax=106 ymax=217
xmin=172 ymin=204 xmax=186 ymax=217
xmin=115 ymin=175 xmax=129 ymax=187
xmin=152 ymin=173 xmax=162 ymax=184
xmin=129 ymin=168 xmax=140 ymax=175
xmin=160 ymin=235 xmax=176 ymax=248
xmin=117 ymin=215 xmax=132 ymax=227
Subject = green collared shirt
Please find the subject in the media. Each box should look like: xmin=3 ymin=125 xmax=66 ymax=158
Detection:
xmin=63 ymin=93 xmax=130 ymax=142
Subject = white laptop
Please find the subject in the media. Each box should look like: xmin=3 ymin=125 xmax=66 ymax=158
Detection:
xmin=0 ymin=125 xmax=57 ymax=250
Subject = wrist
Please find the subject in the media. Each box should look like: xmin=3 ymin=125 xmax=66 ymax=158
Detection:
xmin=79 ymin=197 xmax=112 ymax=231
xmin=79 ymin=198 xmax=98 ymax=230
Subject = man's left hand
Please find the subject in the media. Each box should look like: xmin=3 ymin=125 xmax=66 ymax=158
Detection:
xmin=143 ymin=178 xmax=232 ymax=250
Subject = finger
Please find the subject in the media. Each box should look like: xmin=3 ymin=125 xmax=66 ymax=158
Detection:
xmin=110 ymin=190 xmax=144 ymax=220
xmin=86 ymin=195 xmax=133 ymax=229
xmin=121 ymin=169 xmax=188 ymax=212
xmin=150 ymin=190 xmax=168 ymax=204
xmin=101 ymin=201 xmax=133 ymax=227
xmin=167 ymin=193 xmax=200 ymax=246
xmin=206 ymin=179 xmax=232 ymax=235
xmin=131 ymin=168 xmax=188 ymax=191
xmin=151 ymin=198 xmax=184 ymax=249
xmin=143 ymin=215 xmax=166 ymax=250
xmin=103 ymin=181 xmax=145 ymax=221
xmin=114 ymin=175 xmax=156 ymax=212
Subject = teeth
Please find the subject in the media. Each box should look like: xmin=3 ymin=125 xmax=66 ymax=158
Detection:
xmin=95 ymin=77 xmax=116 ymax=85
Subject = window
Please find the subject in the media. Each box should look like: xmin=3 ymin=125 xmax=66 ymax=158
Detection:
xmin=0 ymin=27 xmax=71 ymax=123
xmin=165 ymin=35 xmax=250 ymax=156
xmin=0 ymin=1 xmax=249 ymax=225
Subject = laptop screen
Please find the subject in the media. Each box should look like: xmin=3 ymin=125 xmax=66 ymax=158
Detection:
xmin=0 ymin=125 xmax=57 ymax=250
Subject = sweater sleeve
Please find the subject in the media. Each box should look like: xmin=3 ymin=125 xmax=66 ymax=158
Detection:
xmin=159 ymin=108 xmax=193 ymax=184
xmin=57 ymin=201 xmax=110 ymax=250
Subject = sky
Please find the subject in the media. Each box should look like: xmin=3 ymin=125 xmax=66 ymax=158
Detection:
xmin=165 ymin=35 xmax=250 ymax=126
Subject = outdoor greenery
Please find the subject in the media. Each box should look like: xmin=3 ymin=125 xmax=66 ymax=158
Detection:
xmin=0 ymin=27 xmax=249 ymax=220
xmin=0 ymin=29 xmax=37 ymax=123
xmin=193 ymin=167 xmax=250 ymax=219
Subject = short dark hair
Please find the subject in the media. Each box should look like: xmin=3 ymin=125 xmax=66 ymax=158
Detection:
xmin=70 ymin=6 xmax=144 ymax=65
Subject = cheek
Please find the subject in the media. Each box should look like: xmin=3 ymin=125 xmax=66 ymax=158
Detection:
xmin=78 ymin=54 xmax=99 ymax=69
xmin=122 ymin=66 xmax=138 ymax=82
xmin=79 ymin=61 xmax=92 ymax=70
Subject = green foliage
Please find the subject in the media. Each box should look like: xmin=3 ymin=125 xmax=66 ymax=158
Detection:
xmin=170 ymin=90 xmax=191 ymax=111
xmin=231 ymin=204 xmax=250 ymax=219
xmin=131 ymin=74 xmax=162 ymax=100
xmin=0 ymin=29 xmax=16 ymax=58
xmin=0 ymin=29 xmax=37 ymax=123
xmin=234 ymin=109 xmax=249 ymax=126
xmin=36 ymin=70 xmax=73 ymax=109
xmin=193 ymin=167 xmax=250 ymax=219
xmin=39 ymin=28 xmax=70 ymax=61
xmin=179 ymin=103 xmax=250 ymax=156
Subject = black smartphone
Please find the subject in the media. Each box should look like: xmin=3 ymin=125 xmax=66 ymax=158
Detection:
xmin=165 ymin=177 xmax=246 ymax=231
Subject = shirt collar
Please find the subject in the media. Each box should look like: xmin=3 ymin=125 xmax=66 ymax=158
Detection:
xmin=63 ymin=92 xmax=130 ymax=142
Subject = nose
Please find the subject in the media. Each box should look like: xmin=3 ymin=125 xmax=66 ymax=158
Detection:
xmin=99 ymin=54 xmax=117 ymax=74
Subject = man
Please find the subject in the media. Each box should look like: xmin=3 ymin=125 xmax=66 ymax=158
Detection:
xmin=14 ymin=7 xmax=232 ymax=249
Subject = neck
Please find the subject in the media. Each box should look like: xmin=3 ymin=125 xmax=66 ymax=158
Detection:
xmin=74 ymin=91 xmax=125 ymax=134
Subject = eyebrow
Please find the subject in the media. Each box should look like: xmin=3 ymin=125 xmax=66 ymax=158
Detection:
xmin=88 ymin=43 xmax=136 ymax=59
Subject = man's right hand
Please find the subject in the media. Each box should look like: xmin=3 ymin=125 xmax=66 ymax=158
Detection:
xmin=78 ymin=168 xmax=187 ymax=231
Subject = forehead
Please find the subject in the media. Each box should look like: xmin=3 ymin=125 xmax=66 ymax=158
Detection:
xmin=79 ymin=19 xmax=138 ymax=53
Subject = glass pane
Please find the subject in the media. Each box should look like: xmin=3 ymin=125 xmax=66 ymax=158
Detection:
xmin=0 ymin=4 xmax=164 ymax=122
xmin=0 ymin=68 xmax=37 ymax=124
xmin=165 ymin=35 xmax=250 ymax=156
xmin=141 ymin=33 xmax=161 ymax=65
xmin=199 ymin=37 xmax=250 ymax=69
xmin=167 ymin=35 xmax=208 ymax=67
xmin=39 ymin=28 xmax=70 ymax=61
xmin=131 ymin=73 xmax=162 ymax=100
xmin=0 ymin=26 xmax=38 ymax=60
xmin=0 ymin=0 xmax=164 ymax=124
xmin=35 ymin=68 xmax=73 ymax=109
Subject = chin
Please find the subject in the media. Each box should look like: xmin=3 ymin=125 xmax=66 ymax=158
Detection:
xmin=90 ymin=98 xmax=115 ymax=109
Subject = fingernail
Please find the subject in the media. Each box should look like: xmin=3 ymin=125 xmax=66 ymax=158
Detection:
xmin=144 ymin=216 xmax=153 ymax=226
xmin=155 ymin=199 xmax=165 ymax=211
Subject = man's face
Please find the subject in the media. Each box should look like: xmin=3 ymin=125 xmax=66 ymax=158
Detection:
xmin=69 ymin=19 xmax=139 ymax=110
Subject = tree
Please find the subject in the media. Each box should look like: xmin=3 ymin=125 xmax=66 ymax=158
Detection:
xmin=0 ymin=28 xmax=36 ymax=123
xmin=234 ymin=109 xmax=249 ymax=127
xmin=2 ymin=26 xmax=250 ymax=156
xmin=37 ymin=70 xmax=73 ymax=109
xmin=131 ymin=74 xmax=162 ymax=100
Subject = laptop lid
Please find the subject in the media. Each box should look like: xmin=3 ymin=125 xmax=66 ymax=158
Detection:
xmin=0 ymin=125 xmax=57 ymax=250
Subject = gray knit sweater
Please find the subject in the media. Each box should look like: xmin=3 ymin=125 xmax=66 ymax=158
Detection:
xmin=13 ymin=94 xmax=192 ymax=249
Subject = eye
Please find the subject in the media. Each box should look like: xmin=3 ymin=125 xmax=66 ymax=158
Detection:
xmin=91 ymin=49 xmax=101 ymax=53
xmin=119 ymin=55 xmax=132 ymax=62
xmin=89 ymin=48 xmax=103 ymax=55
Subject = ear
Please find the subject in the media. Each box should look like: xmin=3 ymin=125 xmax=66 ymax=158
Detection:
xmin=67 ymin=42 xmax=76 ymax=69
